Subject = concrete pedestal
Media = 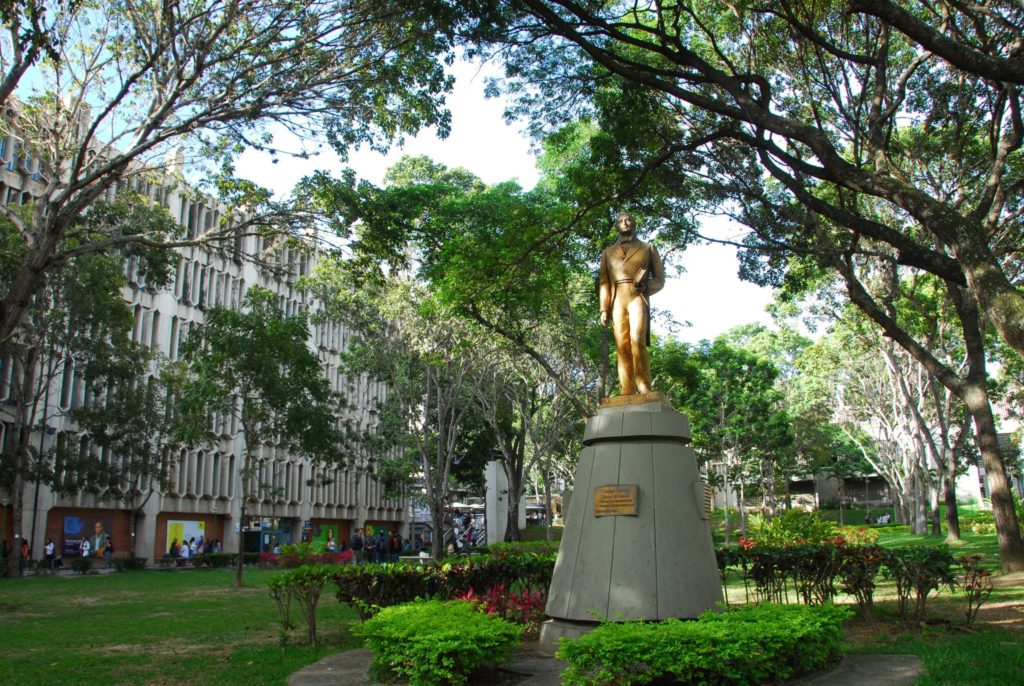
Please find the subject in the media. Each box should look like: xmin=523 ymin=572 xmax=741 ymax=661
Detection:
xmin=540 ymin=393 xmax=721 ymax=650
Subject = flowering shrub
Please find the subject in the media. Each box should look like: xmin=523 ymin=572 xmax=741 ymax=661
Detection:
xmin=277 ymin=542 xmax=354 ymax=567
xmin=838 ymin=545 xmax=885 ymax=621
xmin=457 ymin=583 xmax=546 ymax=629
xmin=258 ymin=550 xmax=279 ymax=568
xmin=746 ymin=510 xmax=839 ymax=548
xmin=836 ymin=526 xmax=879 ymax=546
xmin=334 ymin=552 xmax=555 ymax=620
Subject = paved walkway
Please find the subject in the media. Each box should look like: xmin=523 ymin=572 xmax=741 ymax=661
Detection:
xmin=288 ymin=648 xmax=922 ymax=686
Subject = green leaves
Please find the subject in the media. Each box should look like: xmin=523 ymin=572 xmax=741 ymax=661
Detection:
xmin=358 ymin=599 xmax=522 ymax=686
xmin=557 ymin=603 xmax=852 ymax=686
xmin=177 ymin=285 xmax=345 ymax=465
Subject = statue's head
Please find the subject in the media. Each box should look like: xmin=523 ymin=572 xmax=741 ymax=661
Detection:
xmin=614 ymin=212 xmax=636 ymax=237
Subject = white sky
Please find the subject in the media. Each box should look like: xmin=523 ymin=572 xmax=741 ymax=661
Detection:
xmin=236 ymin=60 xmax=775 ymax=345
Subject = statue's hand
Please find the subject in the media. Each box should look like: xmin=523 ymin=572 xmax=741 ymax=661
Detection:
xmin=600 ymin=310 xmax=608 ymax=326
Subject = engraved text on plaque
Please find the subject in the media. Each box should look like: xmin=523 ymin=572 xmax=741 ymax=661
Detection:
xmin=593 ymin=484 xmax=639 ymax=517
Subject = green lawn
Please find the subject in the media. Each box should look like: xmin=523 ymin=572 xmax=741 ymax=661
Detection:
xmin=718 ymin=526 xmax=1023 ymax=685
xmin=0 ymin=568 xmax=360 ymax=685
xmin=2 ymin=526 xmax=1021 ymax=685
xmin=847 ymin=528 xmax=1024 ymax=685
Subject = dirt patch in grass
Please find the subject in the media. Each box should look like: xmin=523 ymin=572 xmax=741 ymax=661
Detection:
xmin=842 ymin=571 xmax=1024 ymax=649
xmin=70 ymin=596 xmax=104 ymax=607
xmin=990 ymin=571 xmax=1024 ymax=590
xmin=102 ymin=635 xmax=270 ymax=659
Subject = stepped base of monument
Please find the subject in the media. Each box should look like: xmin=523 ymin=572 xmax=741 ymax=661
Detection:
xmin=537 ymin=618 xmax=600 ymax=655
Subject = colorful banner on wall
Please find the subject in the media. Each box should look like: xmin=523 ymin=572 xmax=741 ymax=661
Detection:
xmin=313 ymin=523 xmax=339 ymax=549
xmin=62 ymin=516 xmax=113 ymax=557
xmin=166 ymin=520 xmax=206 ymax=554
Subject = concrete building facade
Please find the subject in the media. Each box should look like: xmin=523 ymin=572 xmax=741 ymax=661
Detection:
xmin=0 ymin=152 xmax=404 ymax=564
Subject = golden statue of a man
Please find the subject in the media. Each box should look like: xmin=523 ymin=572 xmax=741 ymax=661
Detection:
xmin=599 ymin=212 xmax=665 ymax=395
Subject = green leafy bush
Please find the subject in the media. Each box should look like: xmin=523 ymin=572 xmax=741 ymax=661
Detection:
xmin=70 ymin=556 xmax=93 ymax=574
xmin=358 ymin=599 xmax=522 ymax=686
xmin=269 ymin=565 xmax=334 ymax=645
xmin=837 ymin=545 xmax=885 ymax=621
xmin=747 ymin=510 xmax=839 ymax=548
xmin=268 ymin=574 xmax=295 ymax=642
xmin=334 ymin=552 xmax=555 ymax=620
xmin=960 ymin=511 xmax=997 ymax=534
xmin=883 ymin=546 xmax=956 ymax=621
xmin=193 ymin=553 xmax=234 ymax=568
xmin=718 ymin=544 xmax=843 ymax=605
xmin=557 ymin=603 xmax=852 ymax=686
xmin=484 ymin=540 xmax=560 ymax=556
xmin=835 ymin=525 xmax=879 ymax=546
xmin=958 ymin=555 xmax=994 ymax=627
xmin=112 ymin=555 xmax=148 ymax=571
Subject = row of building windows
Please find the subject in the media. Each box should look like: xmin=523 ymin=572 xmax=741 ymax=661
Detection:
xmin=172 ymin=257 xmax=246 ymax=311
xmin=0 ymin=136 xmax=43 ymax=181
xmin=0 ymin=140 xmax=398 ymax=516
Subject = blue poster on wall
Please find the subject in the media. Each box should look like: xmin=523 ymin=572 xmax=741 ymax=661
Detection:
xmin=63 ymin=516 xmax=113 ymax=557
xmin=62 ymin=516 xmax=84 ymax=557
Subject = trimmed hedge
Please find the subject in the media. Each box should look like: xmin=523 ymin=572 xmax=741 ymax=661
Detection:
xmin=716 ymin=543 xmax=955 ymax=621
xmin=358 ymin=599 xmax=522 ymax=686
xmin=112 ymin=555 xmax=148 ymax=571
xmin=557 ymin=603 xmax=852 ymax=686
xmin=333 ymin=552 xmax=555 ymax=620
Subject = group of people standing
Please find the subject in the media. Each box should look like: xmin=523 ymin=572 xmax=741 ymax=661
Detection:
xmin=166 ymin=536 xmax=221 ymax=559
xmin=347 ymin=527 xmax=404 ymax=563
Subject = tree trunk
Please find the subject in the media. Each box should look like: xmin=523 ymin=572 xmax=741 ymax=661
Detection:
xmin=928 ymin=483 xmax=941 ymax=536
xmin=235 ymin=497 xmax=247 ymax=588
xmin=430 ymin=498 xmax=445 ymax=560
xmin=944 ymin=471 xmax=961 ymax=543
xmin=722 ymin=467 xmax=732 ymax=546
xmin=542 ymin=464 xmax=553 ymax=543
xmin=967 ymin=396 xmax=1024 ymax=571
xmin=739 ymin=480 xmax=748 ymax=538
xmin=503 ymin=459 xmax=523 ymax=542
xmin=911 ymin=468 xmax=928 ymax=535
xmin=838 ymin=477 xmax=845 ymax=525
xmin=6 ymin=346 xmax=39 ymax=577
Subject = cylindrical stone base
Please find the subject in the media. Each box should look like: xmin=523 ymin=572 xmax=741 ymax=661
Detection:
xmin=544 ymin=395 xmax=722 ymax=627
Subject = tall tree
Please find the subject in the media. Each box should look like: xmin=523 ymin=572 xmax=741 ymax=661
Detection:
xmin=457 ymin=0 xmax=1024 ymax=571
xmin=0 ymin=0 xmax=460 ymax=345
xmin=467 ymin=335 xmax=580 ymax=542
xmin=303 ymin=260 xmax=480 ymax=560
xmin=298 ymin=153 xmax=640 ymax=419
xmin=58 ymin=357 xmax=184 ymax=556
xmin=0 ymin=197 xmax=174 ymax=574
xmin=653 ymin=336 xmax=793 ymax=541
xmin=177 ymin=286 xmax=345 ymax=586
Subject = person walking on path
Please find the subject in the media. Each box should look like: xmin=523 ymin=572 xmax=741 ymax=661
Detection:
xmin=45 ymin=538 xmax=55 ymax=571
xmin=19 ymin=539 xmax=29 ymax=576
xmin=103 ymin=536 xmax=113 ymax=569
